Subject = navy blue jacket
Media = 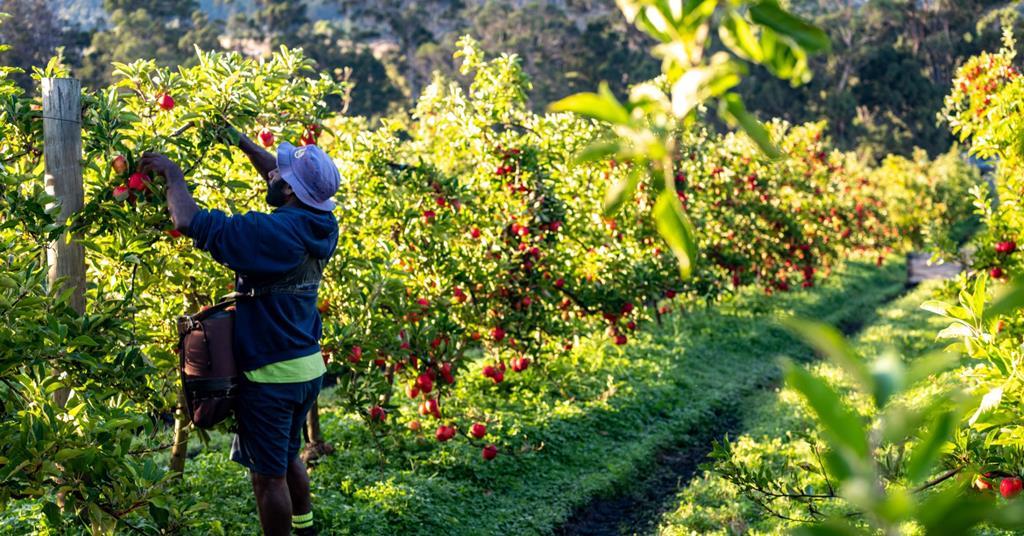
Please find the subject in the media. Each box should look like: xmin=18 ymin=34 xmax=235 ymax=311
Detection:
xmin=186 ymin=205 xmax=339 ymax=372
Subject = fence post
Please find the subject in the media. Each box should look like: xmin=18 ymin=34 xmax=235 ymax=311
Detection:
xmin=42 ymin=78 xmax=85 ymax=408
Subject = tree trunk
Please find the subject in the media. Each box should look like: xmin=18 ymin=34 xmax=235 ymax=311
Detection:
xmin=169 ymin=389 xmax=190 ymax=475
xmin=300 ymin=401 xmax=333 ymax=463
xmin=306 ymin=401 xmax=323 ymax=443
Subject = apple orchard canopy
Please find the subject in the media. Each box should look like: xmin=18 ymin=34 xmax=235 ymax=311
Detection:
xmin=276 ymin=142 xmax=341 ymax=212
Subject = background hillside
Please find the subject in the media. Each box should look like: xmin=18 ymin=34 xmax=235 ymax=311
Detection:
xmin=2 ymin=0 xmax=1020 ymax=157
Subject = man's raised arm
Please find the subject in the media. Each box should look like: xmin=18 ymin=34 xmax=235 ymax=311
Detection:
xmin=220 ymin=122 xmax=278 ymax=183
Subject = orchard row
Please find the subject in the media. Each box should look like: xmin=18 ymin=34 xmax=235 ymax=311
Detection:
xmin=0 ymin=41 xmax=975 ymax=528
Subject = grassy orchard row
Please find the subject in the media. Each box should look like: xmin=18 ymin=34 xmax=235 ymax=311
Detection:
xmin=0 ymin=40 xmax=971 ymax=531
xmin=655 ymin=281 xmax=954 ymax=534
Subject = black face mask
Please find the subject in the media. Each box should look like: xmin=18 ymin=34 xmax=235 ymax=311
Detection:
xmin=266 ymin=177 xmax=289 ymax=207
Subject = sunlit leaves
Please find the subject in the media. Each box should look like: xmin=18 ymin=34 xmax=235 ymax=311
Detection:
xmin=749 ymin=1 xmax=831 ymax=54
xmin=719 ymin=93 xmax=782 ymax=159
xmin=549 ymin=82 xmax=631 ymax=125
xmin=652 ymin=191 xmax=697 ymax=280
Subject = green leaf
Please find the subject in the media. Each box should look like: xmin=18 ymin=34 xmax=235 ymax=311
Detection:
xmin=936 ymin=322 xmax=974 ymax=339
xmin=783 ymin=359 xmax=869 ymax=457
xmin=906 ymin=410 xmax=954 ymax=483
xmin=42 ymin=501 xmax=62 ymax=527
xmin=781 ymin=318 xmax=873 ymax=397
xmin=719 ymin=93 xmax=782 ymax=158
xmin=604 ymin=167 xmax=643 ymax=216
xmin=791 ymin=521 xmax=864 ymax=536
xmin=869 ymin=350 xmax=906 ymax=408
xmin=653 ymin=190 xmax=698 ymax=280
xmin=918 ymin=486 xmax=995 ymax=534
xmin=749 ymin=1 xmax=830 ymax=53
xmin=986 ymin=278 xmax=1024 ymax=319
xmin=906 ymin=352 xmax=960 ymax=387
xmin=0 ymin=275 xmax=17 ymax=289
xmin=70 ymin=335 xmax=99 ymax=347
xmin=720 ymin=10 xmax=764 ymax=62
xmin=671 ymin=56 xmax=745 ymax=119
xmin=969 ymin=386 xmax=1004 ymax=427
xmin=549 ymin=82 xmax=630 ymax=125
xmin=54 ymin=448 xmax=86 ymax=462
xmin=920 ymin=299 xmax=953 ymax=317
xmin=575 ymin=140 xmax=622 ymax=164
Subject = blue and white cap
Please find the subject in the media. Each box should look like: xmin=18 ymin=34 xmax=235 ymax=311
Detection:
xmin=276 ymin=142 xmax=340 ymax=212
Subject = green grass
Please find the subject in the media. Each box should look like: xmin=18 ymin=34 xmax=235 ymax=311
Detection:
xmin=0 ymin=260 xmax=909 ymax=535
xmin=654 ymin=280 xmax=950 ymax=535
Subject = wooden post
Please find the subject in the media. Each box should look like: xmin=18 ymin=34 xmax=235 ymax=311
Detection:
xmin=42 ymin=78 xmax=85 ymax=408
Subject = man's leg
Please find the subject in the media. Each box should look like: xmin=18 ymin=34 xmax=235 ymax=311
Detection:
xmin=252 ymin=472 xmax=292 ymax=536
xmin=287 ymin=456 xmax=315 ymax=534
xmin=287 ymin=456 xmax=312 ymax=514
xmin=285 ymin=376 xmax=323 ymax=534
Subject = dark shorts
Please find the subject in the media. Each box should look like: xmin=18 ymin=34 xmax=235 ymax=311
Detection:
xmin=230 ymin=375 xmax=323 ymax=477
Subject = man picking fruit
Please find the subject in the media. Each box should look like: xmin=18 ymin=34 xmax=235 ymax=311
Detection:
xmin=139 ymin=129 xmax=340 ymax=536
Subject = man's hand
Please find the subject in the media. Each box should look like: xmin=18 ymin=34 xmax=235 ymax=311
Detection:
xmin=138 ymin=152 xmax=185 ymax=182
xmin=139 ymin=152 xmax=199 ymax=233
xmin=213 ymin=115 xmax=242 ymax=146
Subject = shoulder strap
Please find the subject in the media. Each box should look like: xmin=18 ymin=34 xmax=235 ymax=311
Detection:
xmin=235 ymin=253 xmax=326 ymax=298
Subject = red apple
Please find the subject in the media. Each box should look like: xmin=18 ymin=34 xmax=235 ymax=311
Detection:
xmin=165 ymin=229 xmax=182 ymax=238
xmin=112 ymin=185 xmax=132 ymax=202
xmin=974 ymin=474 xmax=993 ymax=491
xmin=408 ymin=420 xmax=421 ymax=432
xmin=491 ymin=327 xmax=506 ymax=342
xmin=996 ymin=241 xmax=1017 ymax=254
xmin=482 ymin=444 xmax=498 ymax=461
xmin=301 ymin=124 xmax=319 ymax=146
xmin=470 ymin=227 xmax=481 ymax=239
xmin=471 ymin=422 xmax=487 ymax=439
xmin=991 ymin=267 xmax=1005 ymax=279
xmin=318 ymin=299 xmax=331 ymax=314
xmin=127 ymin=172 xmax=150 ymax=191
xmin=511 ymin=357 xmax=531 ymax=372
xmin=157 ymin=93 xmax=175 ymax=110
xmin=406 ymin=384 xmax=420 ymax=399
xmin=491 ymin=370 xmax=504 ymax=384
xmin=112 ymin=155 xmax=128 ymax=174
xmin=416 ymin=373 xmax=434 ymax=394
xmin=259 ymin=128 xmax=275 ymax=147
xmin=440 ymin=362 xmax=454 ymax=384
xmin=554 ymin=278 xmax=565 ymax=289
xmin=369 ymin=406 xmax=387 ymax=422
xmin=1001 ymin=476 xmax=1022 ymax=499
xmin=436 ymin=424 xmax=456 ymax=442
xmin=614 ymin=334 xmax=627 ymax=345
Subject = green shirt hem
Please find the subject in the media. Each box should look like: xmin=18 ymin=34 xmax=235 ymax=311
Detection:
xmin=244 ymin=351 xmax=326 ymax=383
